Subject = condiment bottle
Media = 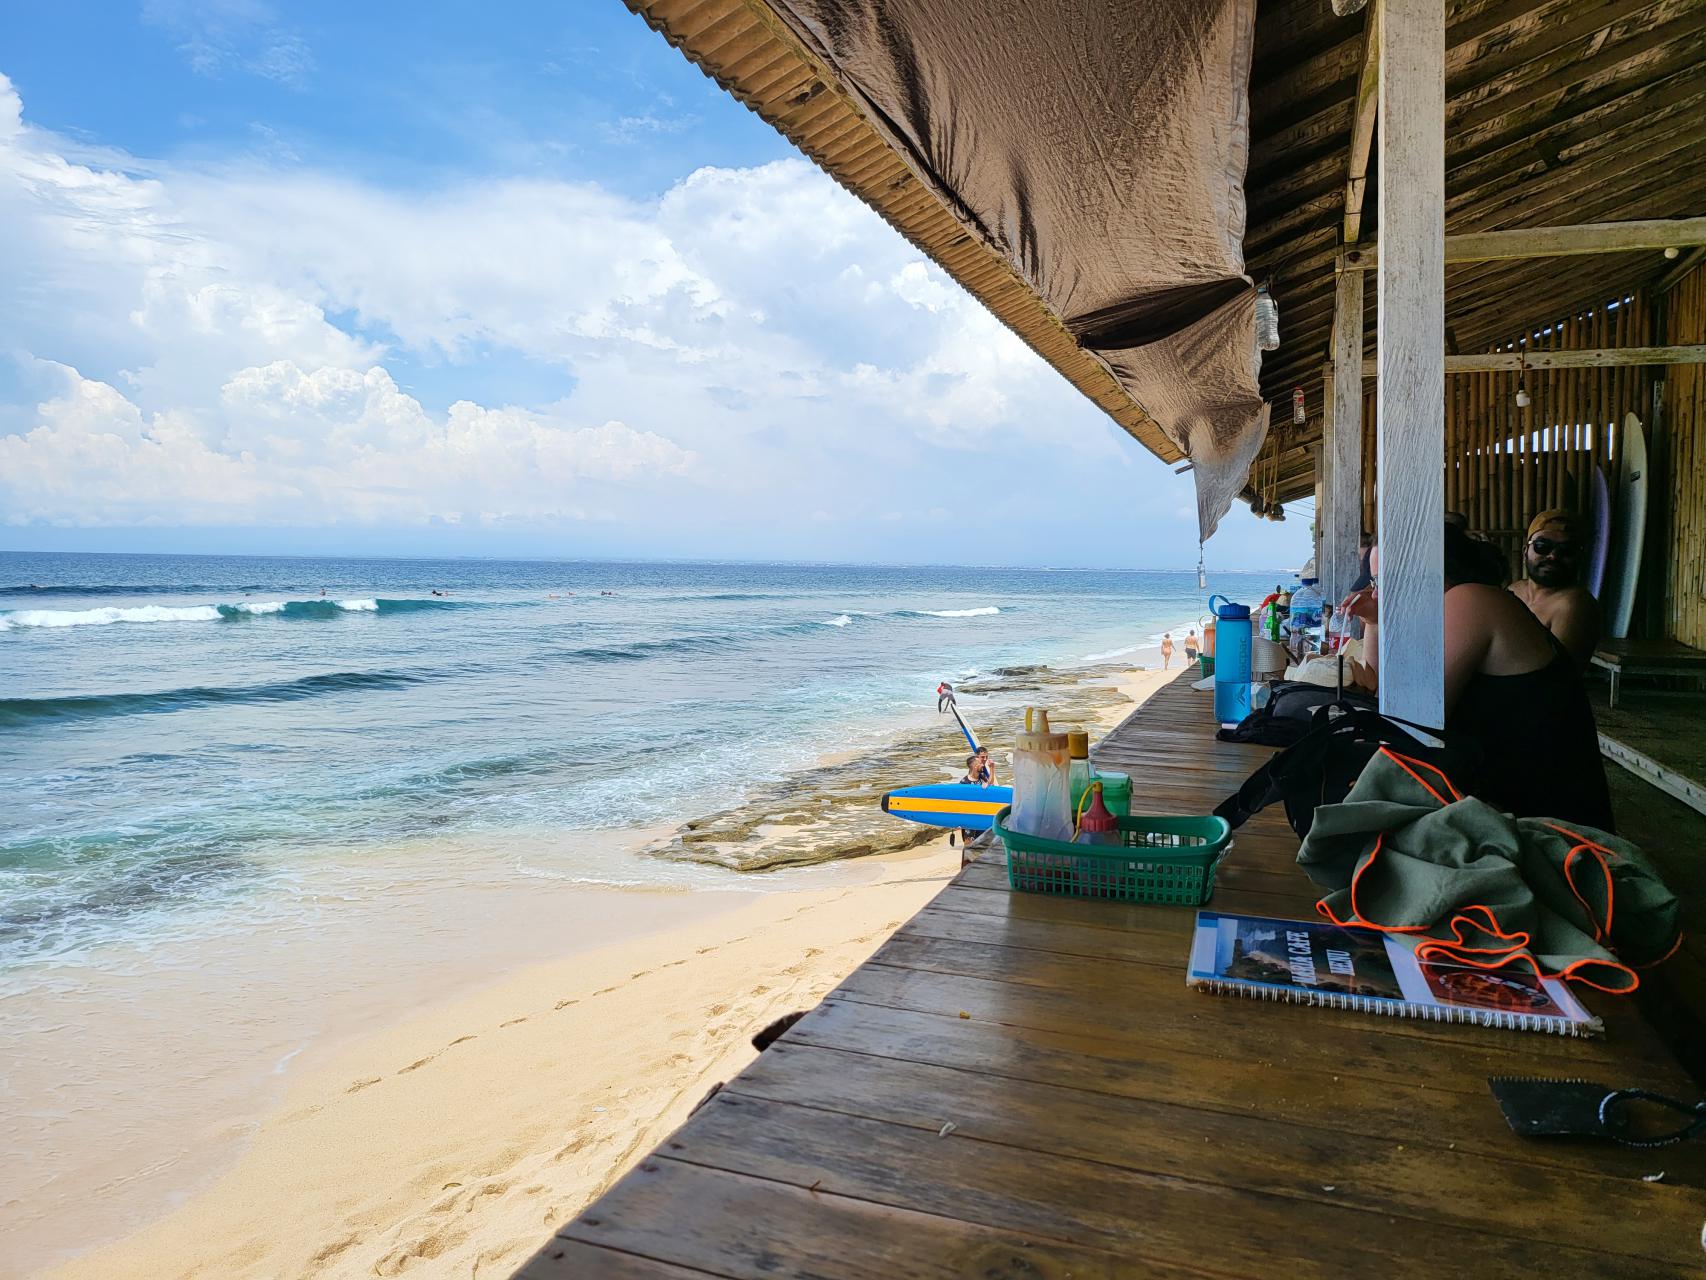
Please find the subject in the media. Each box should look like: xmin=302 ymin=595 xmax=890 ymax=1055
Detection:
xmin=1075 ymin=782 xmax=1121 ymax=846
xmin=1009 ymin=707 xmax=1072 ymax=842
xmin=1066 ymin=728 xmax=1092 ymax=815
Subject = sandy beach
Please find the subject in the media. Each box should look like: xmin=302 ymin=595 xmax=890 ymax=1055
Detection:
xmin=40 ymin=663 xmax=1179 ymax=1280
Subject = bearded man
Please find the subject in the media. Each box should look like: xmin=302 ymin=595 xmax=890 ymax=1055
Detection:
xmin=1509 ymin=509 xmax=1601 ymax=669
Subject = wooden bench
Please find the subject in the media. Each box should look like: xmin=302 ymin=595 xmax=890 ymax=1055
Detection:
xmin=1591 ymin=638 xmax=1706 ymax=709
xmin=521 ymin=673 xmax=1706 ymax=1279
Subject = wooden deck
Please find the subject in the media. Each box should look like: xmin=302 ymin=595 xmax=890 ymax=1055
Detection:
xmin=520 ymin=674 xmax=1706 ymax=1279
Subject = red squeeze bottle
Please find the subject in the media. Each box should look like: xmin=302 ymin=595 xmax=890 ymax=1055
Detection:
xmin=1077 ymin=782 xmax=1121 ymax=846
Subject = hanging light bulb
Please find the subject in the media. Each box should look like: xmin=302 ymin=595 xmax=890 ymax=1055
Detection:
xmin=1665 ymin=246 xmax=1681 ymax=260
xmin=1515 ymin=386 xmax=1531 ymax=408
xmin=1514 ymin=351 xmax=1530 ymax=409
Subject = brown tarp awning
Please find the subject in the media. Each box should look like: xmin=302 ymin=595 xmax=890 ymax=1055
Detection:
xmin=765 ymin=0 xmax=1268 ymax=538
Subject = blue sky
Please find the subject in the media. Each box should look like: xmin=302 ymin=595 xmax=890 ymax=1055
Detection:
xmin=0 ymin=1 xmax=1309 ymax=569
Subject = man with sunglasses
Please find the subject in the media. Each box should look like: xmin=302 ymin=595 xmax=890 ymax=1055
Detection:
xmin=1509 ymin=509 xmax=1601 ymax=669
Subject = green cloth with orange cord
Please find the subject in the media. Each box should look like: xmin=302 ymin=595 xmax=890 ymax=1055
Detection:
xmin=1296 ymin=748 xmax=1681 ymax=994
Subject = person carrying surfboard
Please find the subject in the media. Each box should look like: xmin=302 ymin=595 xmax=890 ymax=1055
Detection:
xmin=1509 ymin=509 xmax=1601 ymax=670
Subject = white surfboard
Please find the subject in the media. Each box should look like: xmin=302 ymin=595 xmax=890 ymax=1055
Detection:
xmin=1601 ymin=413 xmax=1648 ymax=640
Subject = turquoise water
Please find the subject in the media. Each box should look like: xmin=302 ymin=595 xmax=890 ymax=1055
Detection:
xmin=0 ymin=553 xmax=1284 ymax=972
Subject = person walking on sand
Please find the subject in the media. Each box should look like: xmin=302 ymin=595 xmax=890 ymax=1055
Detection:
xmin=1160 ymin=632 xmax=1175 ymax=670
xmin=1184 ymin=629 xmax=1200 ymax=663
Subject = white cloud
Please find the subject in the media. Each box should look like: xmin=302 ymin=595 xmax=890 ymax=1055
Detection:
xmin=1 ymin=360 xmax=693 ymax=527
xmin=0 ymin=68 xmax=1218 ymax=561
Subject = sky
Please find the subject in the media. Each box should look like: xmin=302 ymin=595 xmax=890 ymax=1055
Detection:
xmin=0 ymin=1 xmax=1310 ymax=570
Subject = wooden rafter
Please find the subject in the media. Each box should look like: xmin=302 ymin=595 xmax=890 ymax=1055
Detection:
xmin=1341 ymin=0 xmax=1382 ymax=246
xmin=1342 ymin=217 xmax=1706 ymax=270
xmin=1360 ymin=344 xmax=1706 ymax=375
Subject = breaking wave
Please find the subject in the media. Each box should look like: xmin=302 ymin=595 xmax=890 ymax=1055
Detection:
xmin=902 ymin=606 xmax=1001 ymax=618
xmin=0 ymin=598 xmax=465 ymax=631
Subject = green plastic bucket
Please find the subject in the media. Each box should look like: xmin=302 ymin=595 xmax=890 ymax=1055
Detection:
xmin=1198 ymin=654 xmax=1215 ymax=678
xmin=994 ymin=806 xmax=1230 ymax=906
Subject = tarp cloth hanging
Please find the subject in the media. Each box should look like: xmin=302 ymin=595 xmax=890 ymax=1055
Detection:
xmin=765 ymin=0 xmax=1269 ymax=539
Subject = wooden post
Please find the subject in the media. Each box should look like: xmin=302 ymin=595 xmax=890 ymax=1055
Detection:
xmin=1375 ymin=0 xmax=1445 ymax=729
xmin=1326 ymin=265 xmax=1365 ymax=600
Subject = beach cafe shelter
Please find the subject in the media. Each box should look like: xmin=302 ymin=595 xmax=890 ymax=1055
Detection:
xmin=516 ymin=1 xmax=1706 ymax=1275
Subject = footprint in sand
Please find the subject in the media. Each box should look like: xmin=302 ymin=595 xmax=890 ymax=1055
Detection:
xmin=308 ymin=1233 xmax=363 ymax=1266
xmin=554 ymin=998 xmax=579 ymax=1010
xmin=449 ymin=1035 xmax=476 ymax=1046
xmin=397 ymin=1057 xmax=435 ymax=1075
xmin=500 ymin=1016 xmax=528 ymax=1028
xmin=346 ymin=1077 xmax=382 ymax=1094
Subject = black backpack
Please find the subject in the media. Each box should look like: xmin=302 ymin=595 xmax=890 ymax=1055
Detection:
xmin=1214 ymin=703 xmax=1480 ymax=840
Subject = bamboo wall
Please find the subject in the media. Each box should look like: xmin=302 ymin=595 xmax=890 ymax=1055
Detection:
xmin=1359 ymin=288 xmax=1657 ymax=586
xmin=1666 ymin=266 xmax=1706 ymax=648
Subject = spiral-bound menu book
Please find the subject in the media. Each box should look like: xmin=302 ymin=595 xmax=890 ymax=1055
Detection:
xmin=1187 ymin=911 xmax=1602 ymax=1037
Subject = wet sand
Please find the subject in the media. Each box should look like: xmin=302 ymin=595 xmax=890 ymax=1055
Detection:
xmin=39 ymin=659 xmax=1181 ymax=1279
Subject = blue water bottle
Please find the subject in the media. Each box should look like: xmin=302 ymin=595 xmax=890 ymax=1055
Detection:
xmin=1209 ymin=595 xmax=1252 ymax=726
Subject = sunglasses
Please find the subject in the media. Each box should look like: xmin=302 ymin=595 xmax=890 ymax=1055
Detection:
xmin=1528 ymin=536 xmax=1578 ymax=558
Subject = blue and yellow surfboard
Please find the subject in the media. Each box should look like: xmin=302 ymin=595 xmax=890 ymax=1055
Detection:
xmin=880 ymin=782 xmax=1013 ymax=831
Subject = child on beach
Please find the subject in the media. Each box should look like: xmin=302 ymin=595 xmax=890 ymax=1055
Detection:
xmin=1160 ymin=633 xmax=1175 ymax=669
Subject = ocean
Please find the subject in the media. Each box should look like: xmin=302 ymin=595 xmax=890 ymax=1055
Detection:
xmin=1 ymin=551 xmax=1286 ymax=968
xmin=1 ymin=550 xmax=1287 ymax=1267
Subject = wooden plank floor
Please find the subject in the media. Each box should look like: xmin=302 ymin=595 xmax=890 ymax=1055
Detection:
xmin=519 ymin=674 xmax=1706 ymax=1279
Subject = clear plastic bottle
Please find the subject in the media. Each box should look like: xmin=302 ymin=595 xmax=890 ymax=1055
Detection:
xmin=1289 ymin=578 xmax=1324 ymax=656
xmin=1254 ymin=285 xmax=1281 ymax=352
xmin=1009 ymin=708 xmax=1072 ymax=842
xmin=1066 ymin=729 xmax=1093 ymax=817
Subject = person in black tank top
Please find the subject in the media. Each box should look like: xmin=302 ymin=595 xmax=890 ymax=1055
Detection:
xmin=1445 ymin=640 xmax=1614 ymax=831
xmin=1338 ymin=523 xmax=1615 ymax=832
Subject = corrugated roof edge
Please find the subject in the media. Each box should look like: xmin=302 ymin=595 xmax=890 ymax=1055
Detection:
xmin=623 ymin=0 xmax=1184 ymax=465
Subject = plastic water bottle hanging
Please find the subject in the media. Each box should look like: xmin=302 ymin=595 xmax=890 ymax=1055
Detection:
xmin=1254 ymin=285 xmax=1280 ymax=352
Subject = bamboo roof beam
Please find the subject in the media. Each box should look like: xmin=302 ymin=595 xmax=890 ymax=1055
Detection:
xmin=1359 ymin=344 xmax=1706 ymax=375
xmin=1343 ymin=217 xmax=1706 ymax=270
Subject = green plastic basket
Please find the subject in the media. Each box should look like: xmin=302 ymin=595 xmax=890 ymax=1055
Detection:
xmin=994 ymin=806 xmax=1231 ymax=906
xmin=1197 ymin=654 xmax=1215 ymax=678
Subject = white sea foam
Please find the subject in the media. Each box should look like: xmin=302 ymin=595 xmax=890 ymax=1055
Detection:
xmin=0 ymin=605 xmax=223 ymax=630
xmin=919 ymin=606 xmax=1000 ymax=618
xmin=1081 ymin=643 xmax=1143 ymax=663
xmin=823 ymin=614 xmax=853 ymax=627
xmin=230 ymin=601 xmax=287 ymax=615
xmin=336 ymin=599 xmax=379 ymax=612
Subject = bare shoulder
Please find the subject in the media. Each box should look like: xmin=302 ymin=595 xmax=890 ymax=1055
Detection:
xmin=1557 ymin=585 xmax=1602 ymax=621
xmin=1447 ymin=582 xmax=1520 ymax=616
